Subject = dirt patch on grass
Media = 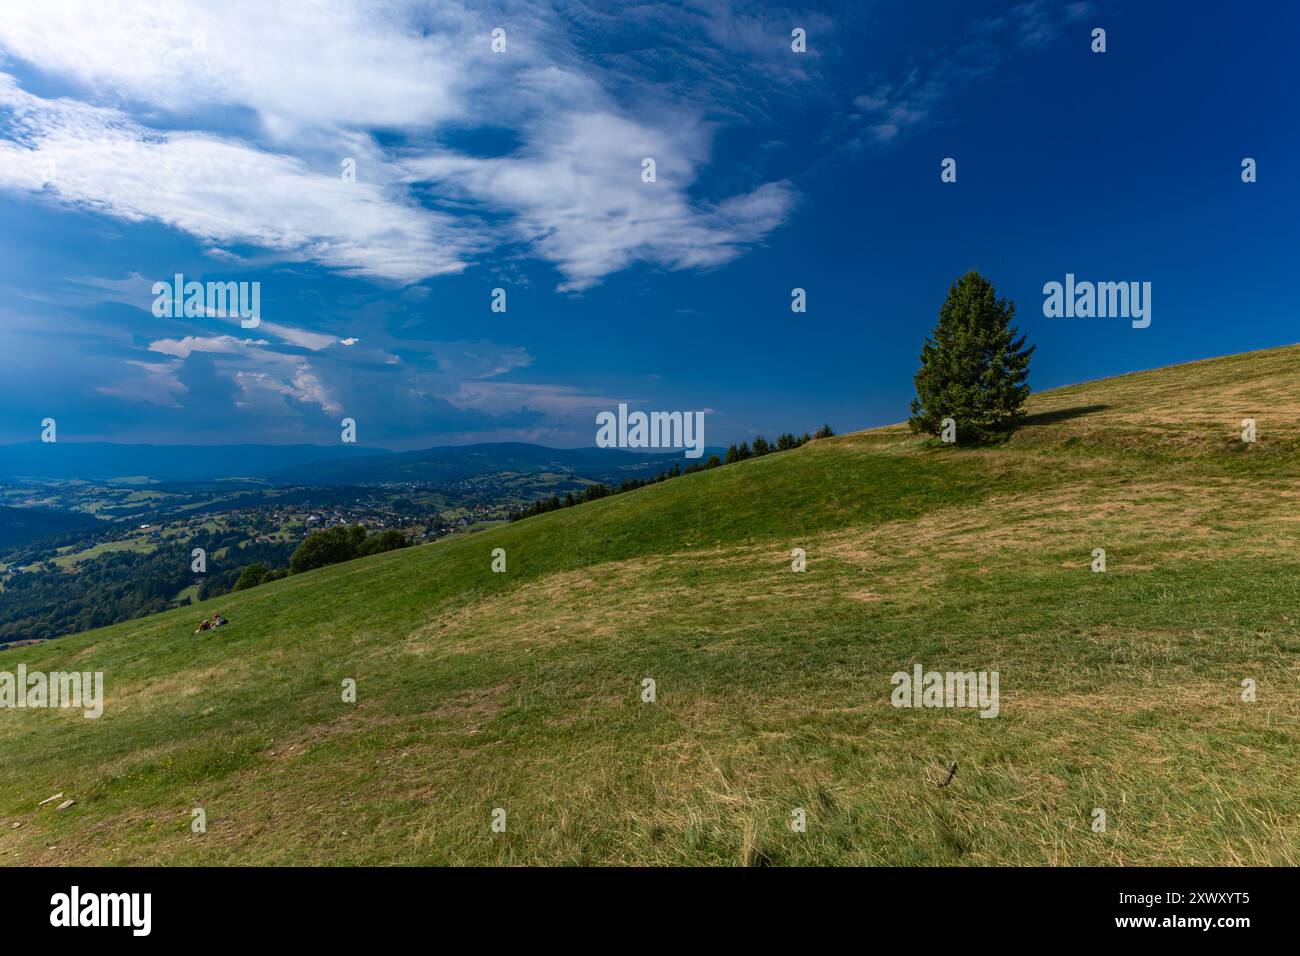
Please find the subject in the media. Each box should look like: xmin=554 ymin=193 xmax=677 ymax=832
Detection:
xmin=432 ymin=684 xmax=510 ymax=730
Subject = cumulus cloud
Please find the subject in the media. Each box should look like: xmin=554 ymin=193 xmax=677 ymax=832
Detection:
xmin=138 ymin=333 xmax=347 ymax=416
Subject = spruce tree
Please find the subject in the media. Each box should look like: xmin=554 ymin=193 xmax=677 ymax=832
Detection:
xmin=909 ymin=270 xmax=1034 ymax=443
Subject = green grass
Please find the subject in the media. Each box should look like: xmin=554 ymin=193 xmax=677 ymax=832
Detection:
xmin=1 ymin=346 xmax=1298 ymax=865
xmin=21 ymin=534 xmax=158 ymax=572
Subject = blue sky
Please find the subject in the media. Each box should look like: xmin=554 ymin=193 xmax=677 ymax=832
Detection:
xmin=0 ymin=0 xmax=1295 ymax=450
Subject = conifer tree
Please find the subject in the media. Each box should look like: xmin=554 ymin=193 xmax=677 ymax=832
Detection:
xmin=909 ymin=270 xmax=1034 ymax=443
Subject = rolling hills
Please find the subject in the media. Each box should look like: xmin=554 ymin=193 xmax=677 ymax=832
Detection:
xmin=0 ymin=442 xmax=389 ymax=482
xmin=1 ymin=345 xmax=1298 ymax=866
xmin=0 ymin=439 xmax=713 ymax=486
xmin=267 ymin=442 xmax=721 ymax=486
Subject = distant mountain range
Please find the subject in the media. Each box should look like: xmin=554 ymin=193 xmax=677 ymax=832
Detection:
xmin=267 ymin=442 xmax=719 ymax=486
xmin=0 ymin=442 xmax=385 ymax=482
xmin=0 ymin=441 xmax=721 ymax=486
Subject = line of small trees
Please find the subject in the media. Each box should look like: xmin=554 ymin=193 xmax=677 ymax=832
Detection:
xmin=724 ymin=424 xmax=832 ymax=463
xmin=233 ymin=524 xmax=409 ymax=591
xmin=510 ymin=457 xmax=718 ymax=521
xmin=510 ymin=423 xmax=834 ymax=523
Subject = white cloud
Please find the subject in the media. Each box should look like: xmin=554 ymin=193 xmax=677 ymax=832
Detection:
xmin=978 ymin=1 xmax=1094 ymax=50
xmin=0 ymin=0 xmax=796 ymax=290
xmin=442 ymin=380 xmax=622 ymax=417
xmin=142 ymin=333 xmax=341 ymax=414
xmin=851 ymin=68 xmax=949 ymax=144
xmin=148 ymin=335 xmax=269 ymax=359
xmin=406 ymin=111 xmax=796 ymax=291
xmin=96 ymin=360 xmax=187 ymax=407
xmin=850 ymin=1 xmax=1094 ymax=149
xmin=258 ymin=322 xmax=340 ymax=352
xmin=0 ymin=0 xmax=476 ymax=139
xmin=0 ymin=74 xmax=475 ymax=283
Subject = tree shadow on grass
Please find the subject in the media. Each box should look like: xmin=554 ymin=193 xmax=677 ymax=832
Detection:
xmin=1019 ymin=404 xmax=1109 ymax=427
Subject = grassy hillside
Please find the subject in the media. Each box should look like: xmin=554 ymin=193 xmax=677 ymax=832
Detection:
xmin=2 ymin=346 xmax=1298 ymax=865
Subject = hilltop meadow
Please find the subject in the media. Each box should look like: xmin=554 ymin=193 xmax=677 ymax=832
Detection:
xmin=1 ymin=346 xmax=1298 ymax=866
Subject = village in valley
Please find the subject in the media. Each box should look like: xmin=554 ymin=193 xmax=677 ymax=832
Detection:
xmin=0 ymin=477 xmax=514 ymax=647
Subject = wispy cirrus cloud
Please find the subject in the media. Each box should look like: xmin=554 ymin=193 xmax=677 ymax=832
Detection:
xmin=979 ymin=0 xmax=1094 ymax=50
xmin=0 ymin=1 xmax=845 ymax=447
xmin=147 ymin=335 xmax=270 ymax=359
xmin=406 ymin=110 xmax=796 ymax=291
xmin=0 ymin=72 xmax=476 ymax=283
xmin=0 ymin=0 xmax=476 ymax=139
xmin=0 ymin=0 xmax=797 ymax=291
xmin=849 ymin=0 xmax=1096 ymax=147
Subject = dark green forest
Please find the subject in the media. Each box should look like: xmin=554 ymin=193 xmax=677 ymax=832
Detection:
xmin=0 ymin=532 xmax=294 ymax=644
